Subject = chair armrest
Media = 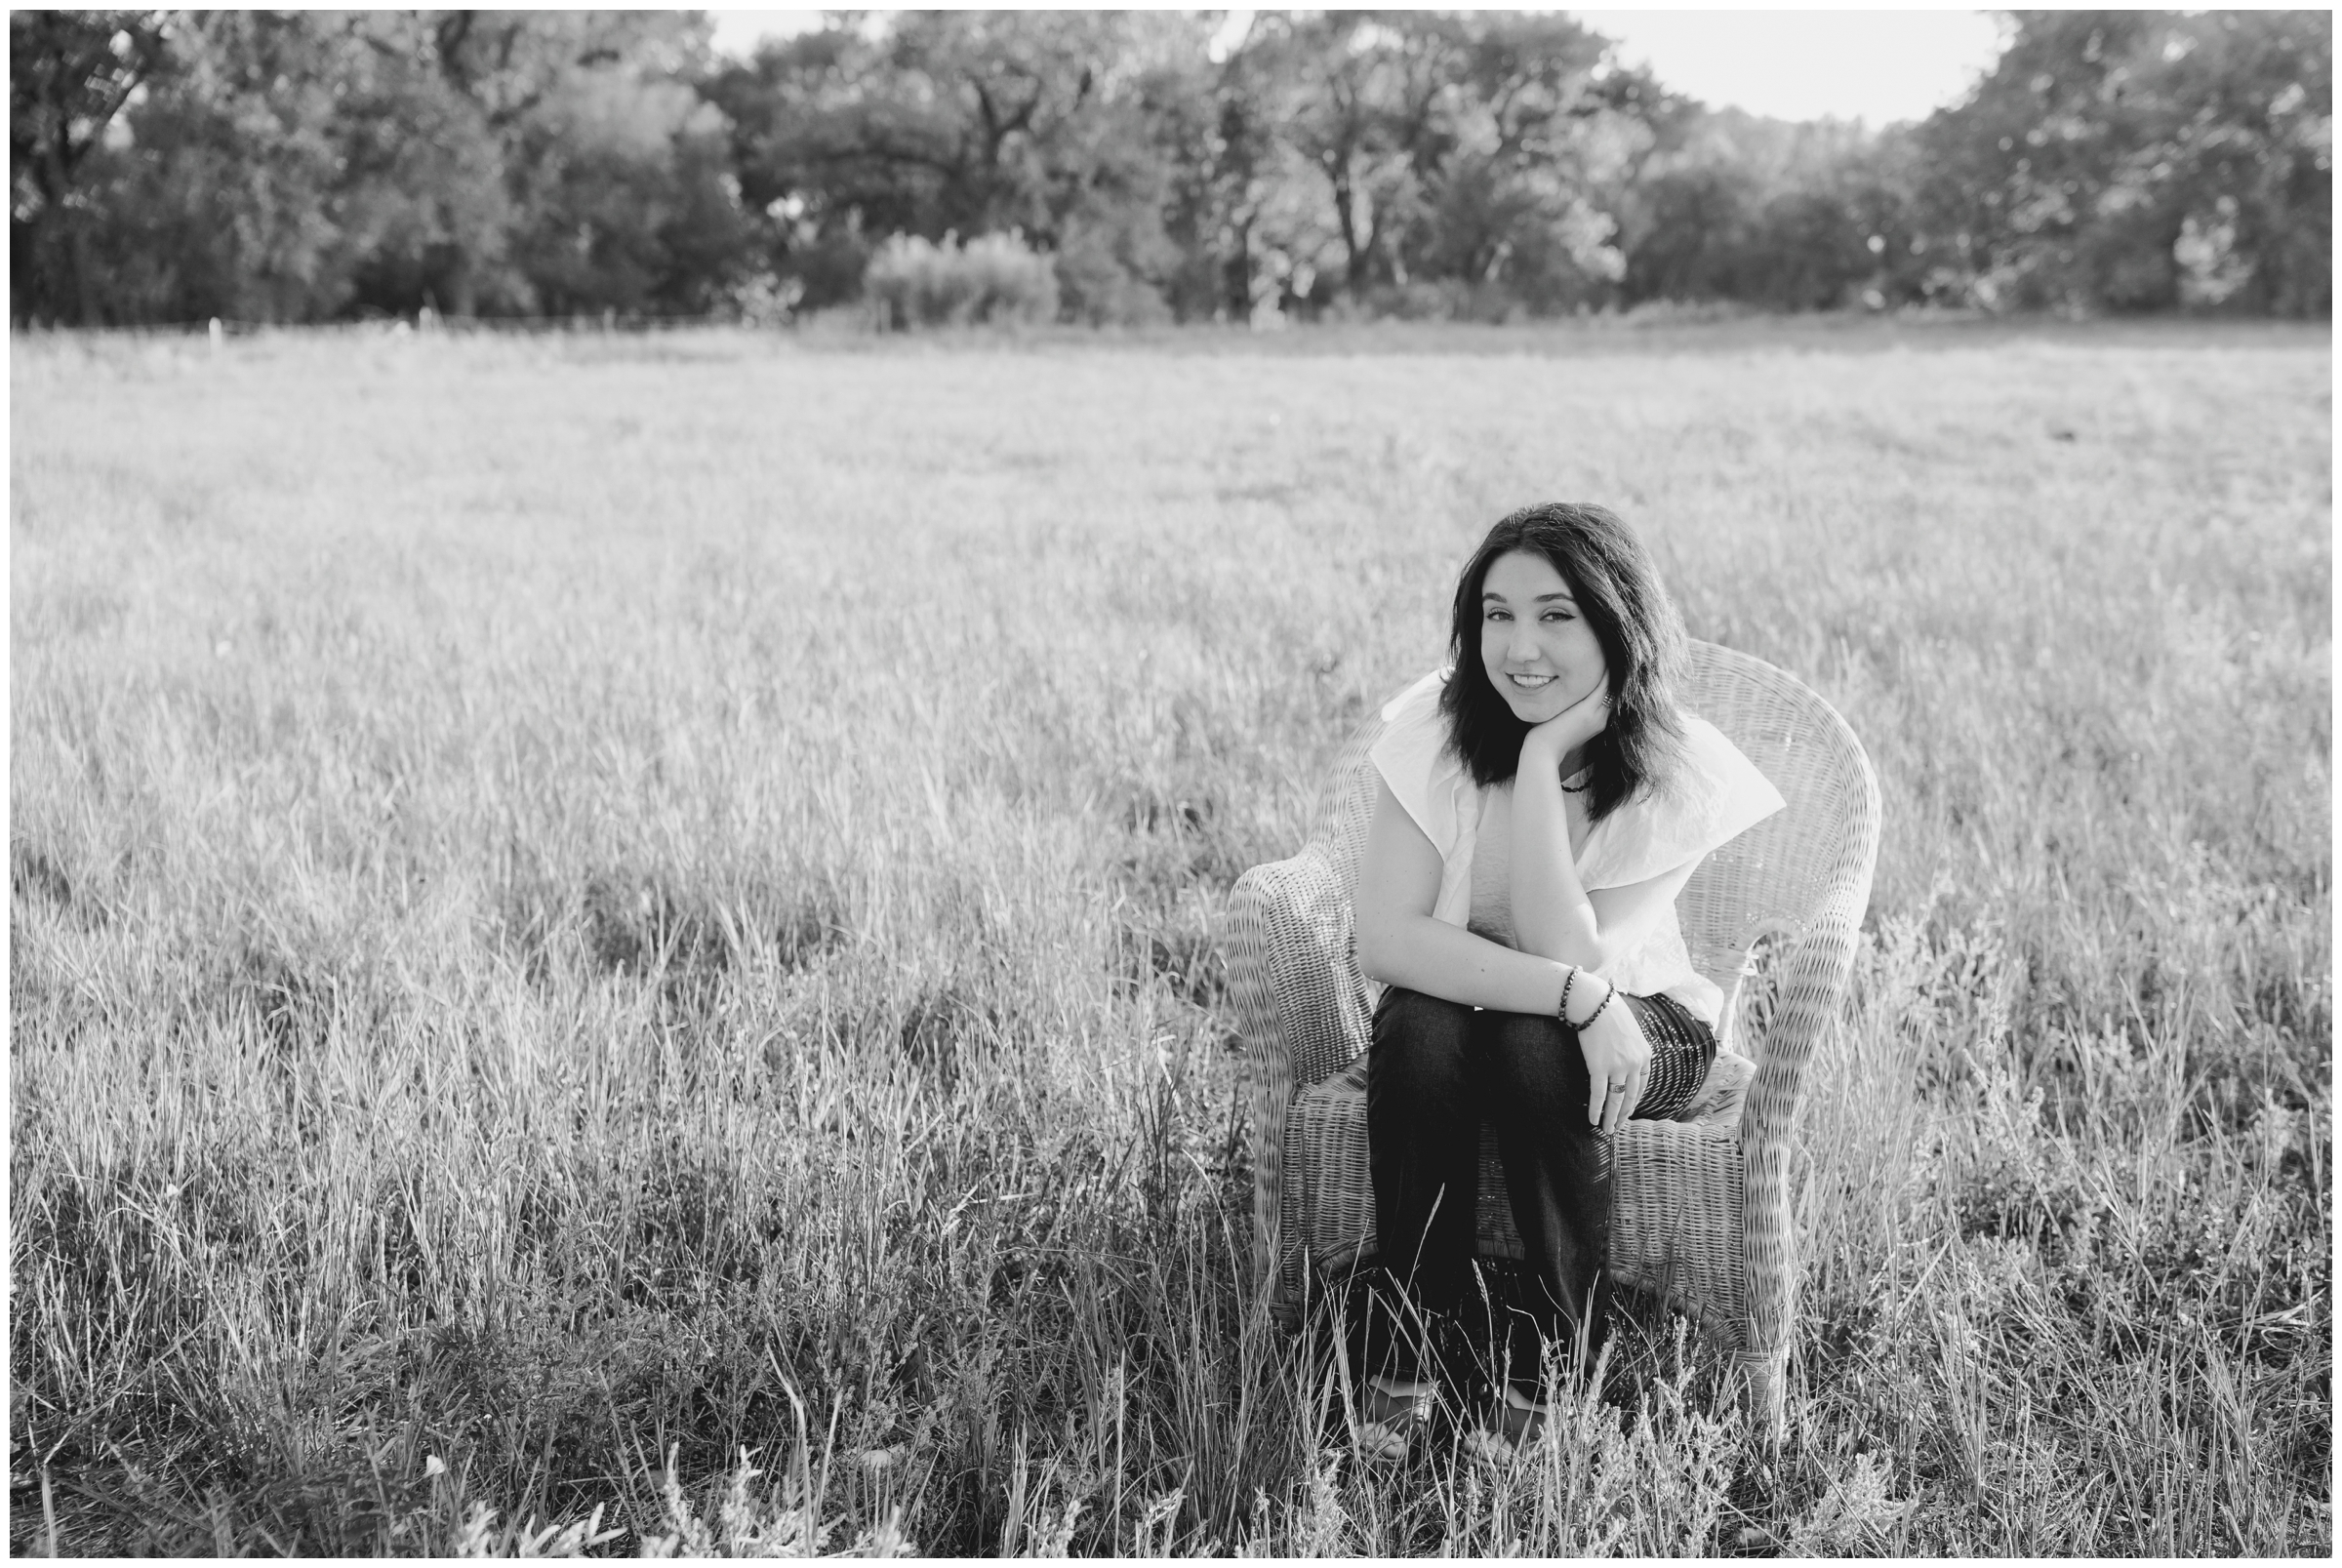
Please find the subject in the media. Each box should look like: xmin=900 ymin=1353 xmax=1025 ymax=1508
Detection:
xmin=1738 ymin=886 xmax=1866 ymax=1153
xmin=1227 ymin=848 xmax=1373 ymax=1095
xmin=1735 ymin=883 xmax=1867 ymax=1357
xmin=1228 ymin=848 xmax=1374 ymax=1299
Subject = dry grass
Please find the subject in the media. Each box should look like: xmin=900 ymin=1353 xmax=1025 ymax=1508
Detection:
xmin=10 ymin=320 xmax=2329 ymax=1554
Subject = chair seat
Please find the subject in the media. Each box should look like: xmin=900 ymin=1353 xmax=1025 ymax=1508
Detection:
xmin=1282 ymin=1048 xmax=1756 ymax=1331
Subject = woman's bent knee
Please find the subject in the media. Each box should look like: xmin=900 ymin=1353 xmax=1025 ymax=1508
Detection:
xmin=1373 ymin=988 xmax=1473 ymax=1052
xmin=1370 ymin=987 xmax=1474 ymax=1092
xmin=1482 ymin=1009 xmax=1570 ymax=1054
xmin=1479 ymin=1008 xmax=1592 ymax=1103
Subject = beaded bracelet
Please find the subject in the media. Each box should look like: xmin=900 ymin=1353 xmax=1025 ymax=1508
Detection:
xmin=1556 ymin=967 xmax=1578 ymax=1023
xmin=1575 ymin=980 xmax=1618 ymax=1029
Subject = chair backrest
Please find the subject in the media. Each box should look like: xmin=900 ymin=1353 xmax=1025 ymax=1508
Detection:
xmin=1298 ymin=641 xmax=1880 ymax=1059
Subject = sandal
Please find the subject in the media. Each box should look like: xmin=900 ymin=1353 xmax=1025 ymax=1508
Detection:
xmin=1354 ymin=1376 xmax=1435 ymax=1465
xmin=1467 ymin=1385 xmax=1554 ymax=1467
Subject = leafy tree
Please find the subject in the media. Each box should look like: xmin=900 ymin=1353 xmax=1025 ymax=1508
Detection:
xmin=15 ymin=10 xmax=747 ymax=323
xmin=1915 ymin=10 xmax=2331 ymax=315
xmin=1407 ymin=13 xmax=1665 ymax=311
xmin=497 ymin=14 xmax=749 ymax=317
xmin=1216 ymin=12 xmax=1672 ymax=316
xmin=13 ymin=7 xmax=2328 ymax=326
xmin=10 ymin=10 xmax=165 ymax=323
xmin=2113 ymin=10 xmax=2330 ymax=315
xmin=1623 ymin=164 xmax=1751 ymax=303
xmin=1233 ymin=11 xmax=1421 ymax=302
xmin=710 ymin=10 xmax=1197 ymax=320
xmin=1740 ymin=189 xmax=1872 ymax=309
xmin=294 ymin=11 xmax=519 ymax=319
xmin=338 ymin=9 xmax=745 ymax=318
xmin=1137 ymin=38 xmax=1257 ymax=320
xmin=62 ymin=12 xmax=495 ymax=323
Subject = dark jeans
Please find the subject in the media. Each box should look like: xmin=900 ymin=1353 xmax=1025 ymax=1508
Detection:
xmin=1353 ymin=985 xmax=1715 ymax=1394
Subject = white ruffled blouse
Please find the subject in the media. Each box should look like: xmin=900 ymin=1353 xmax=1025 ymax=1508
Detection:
xmin=1367 ymin=668 xmax=1786 ymax=1026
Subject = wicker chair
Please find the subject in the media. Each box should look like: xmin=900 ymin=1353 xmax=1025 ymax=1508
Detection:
xmin=1225 ymin=641 xmax=1879 ymax=1441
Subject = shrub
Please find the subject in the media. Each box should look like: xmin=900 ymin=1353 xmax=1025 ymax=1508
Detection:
xmin=1620 ymin=297 xmax=1760 ymax=327
xmin=861 ymin=230 xmax=1060 ymax=331
xmin=1328 ymin=278 xmax=1528 ymax=324
xmin=1325 ymin=279 xmax=1466 ymax=323
xmin=1051 ymin=227 xmax=1172 ymax=328
xmin=725 ymin=271 xmax=804 ymax=328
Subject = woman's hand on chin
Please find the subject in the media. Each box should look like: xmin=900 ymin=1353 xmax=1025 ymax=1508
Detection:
xmin=1524 ymin=683 xmax=1611 ymax=769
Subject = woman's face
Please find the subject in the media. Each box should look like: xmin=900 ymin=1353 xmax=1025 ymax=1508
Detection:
xmin=1478 ymin=547 xmax=1610 ymax=725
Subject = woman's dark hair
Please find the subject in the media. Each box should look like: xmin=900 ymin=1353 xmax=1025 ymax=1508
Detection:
xmin=1437 ymin=502 xmax=1689 ymax=821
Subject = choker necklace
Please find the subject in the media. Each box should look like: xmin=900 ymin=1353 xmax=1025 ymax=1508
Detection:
xmin=1561 ymin=775 xmax=1590 ymax=794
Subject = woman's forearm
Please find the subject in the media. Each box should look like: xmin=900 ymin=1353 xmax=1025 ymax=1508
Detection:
xmin=1357 ymin=909 xmax=1574 ymax=1015
xmin=1510 ymin=749 xmax=1605 ymax=969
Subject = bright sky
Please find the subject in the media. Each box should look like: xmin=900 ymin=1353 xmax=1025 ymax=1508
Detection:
xmin=1576 ymin=10 xmax=2005 ymax=126
xmin=703 ymin=8 xmax=2008 ymax=128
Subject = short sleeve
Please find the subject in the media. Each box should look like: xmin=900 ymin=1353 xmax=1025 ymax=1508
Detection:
xmin=1576 ymin=714 xmax=1786 ymax=890
xmin=1368 ymin=669 xmax=1463 ymax=858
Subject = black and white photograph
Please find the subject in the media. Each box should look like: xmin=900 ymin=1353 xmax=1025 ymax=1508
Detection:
xmin=9 ymin=4 xmax=2331 ymax=1555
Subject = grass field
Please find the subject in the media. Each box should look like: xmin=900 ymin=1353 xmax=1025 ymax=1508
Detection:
xmin=10 ymin=319 xmax=2330 ymax=1554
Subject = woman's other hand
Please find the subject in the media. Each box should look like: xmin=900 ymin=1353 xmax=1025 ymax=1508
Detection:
xmin=1575 ymin=984 xmax=1651 ymax=1135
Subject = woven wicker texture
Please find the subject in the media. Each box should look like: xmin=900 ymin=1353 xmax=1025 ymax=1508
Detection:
xmin=1226 ymin=641 xmax=1880 ymax=1439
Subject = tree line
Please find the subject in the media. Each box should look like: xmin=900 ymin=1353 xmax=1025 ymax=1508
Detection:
xmin=11 ymin=9 xmax=2330 ymax=328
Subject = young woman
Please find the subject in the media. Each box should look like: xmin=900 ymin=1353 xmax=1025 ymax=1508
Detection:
xmin=1349 ymin=502 xmax=1784 ymax=1457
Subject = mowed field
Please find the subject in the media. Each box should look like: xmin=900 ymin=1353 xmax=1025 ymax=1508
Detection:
xmin=10 ymin=322 xmax=2330 ymax=1555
